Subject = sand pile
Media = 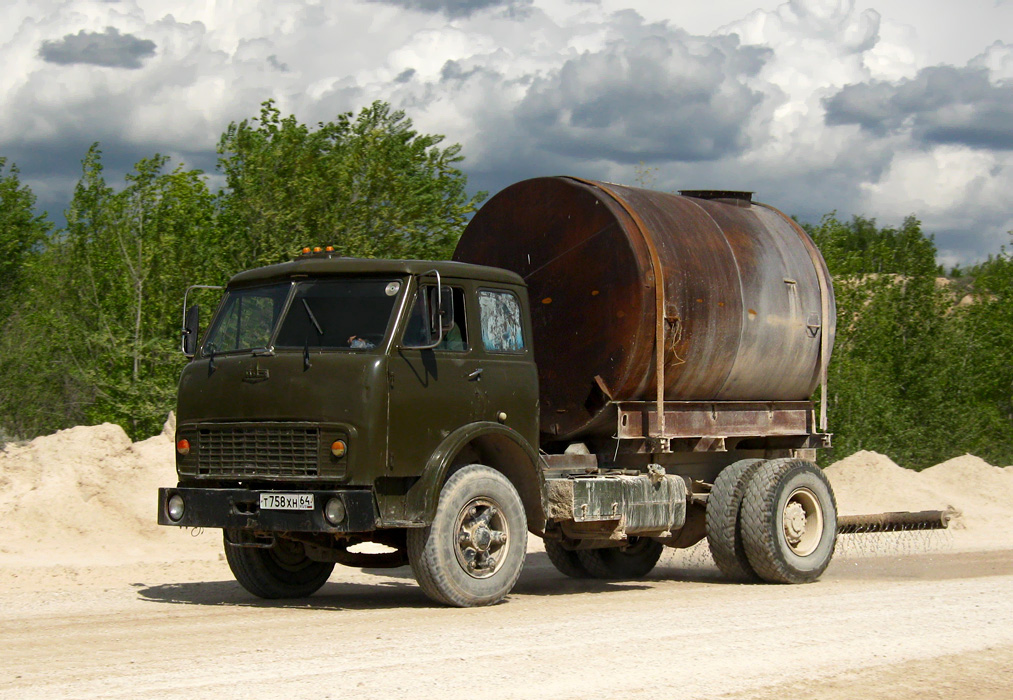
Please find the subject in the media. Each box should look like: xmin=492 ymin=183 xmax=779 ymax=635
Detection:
xmin=0 ymin=415 xmax=218 ymax=566
xmin=1 ymin=420 xmax=1012 ymax=568
xmin=826 ymin=450 xmax=1013 ymax=550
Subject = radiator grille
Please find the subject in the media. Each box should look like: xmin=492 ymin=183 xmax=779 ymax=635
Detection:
xmin=197 ymin=425 xmax=320 ymax=478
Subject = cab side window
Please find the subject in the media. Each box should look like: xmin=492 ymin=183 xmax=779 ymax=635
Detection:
xmin=478 ymin=290 xmax=524 ymax=353
xmin=402 ymin=286 xmax=469 ymax=351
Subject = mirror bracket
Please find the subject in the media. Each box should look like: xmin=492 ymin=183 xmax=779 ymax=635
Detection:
xmin=181 ymin=284 xmax=224 ymax=357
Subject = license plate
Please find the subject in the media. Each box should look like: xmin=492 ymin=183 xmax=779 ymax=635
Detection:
xmin=259 ymin=493 xmax=314 ymax=510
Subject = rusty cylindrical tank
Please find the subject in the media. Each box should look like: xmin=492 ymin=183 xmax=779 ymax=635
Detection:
xmin=453 ymin=177 xmax=836 ymax=443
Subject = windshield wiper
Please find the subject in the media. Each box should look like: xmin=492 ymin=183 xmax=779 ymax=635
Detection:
xmin=301 ymin=299 xmax=324 ymax=336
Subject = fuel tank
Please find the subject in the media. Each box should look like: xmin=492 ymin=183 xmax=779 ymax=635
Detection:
xmin=453 ymin=177 xmax=836 ymax=442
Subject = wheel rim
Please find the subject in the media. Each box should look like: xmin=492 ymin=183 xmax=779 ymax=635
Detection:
xmin=782 ymin=487 xmax=823 ymax=556
xmin=453 ymin=497 xmax=510 ymax=579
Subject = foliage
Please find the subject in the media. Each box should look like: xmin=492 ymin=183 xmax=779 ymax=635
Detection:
xmin=0 ymin=100 xmax=482 ymax=440
xmin=217 ymin=100 xmax=484 ymax=268
xmin=0 ymin=147 xmax=221 ymax=439
xmin=1 ymin=100 xmax=1010 ymax=465
xmin=0 ymin=158 xmax=50 ymax=318
xmin=806 ymin=215 xmax=1013 ymax=469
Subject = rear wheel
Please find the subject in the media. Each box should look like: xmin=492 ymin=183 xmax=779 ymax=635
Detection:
xmin=224 ymin=532 xmax=335 ymax=599
xmin=543 ymin=540 xmax=591 ymax=578
xmin=740 ymin=459 xmax=837 ymax=584
xmin=706 ymin=458 xmax=765 ymax=581
xmin=407 ymin=465 xmax=527 ymax=607
xmin=576 ymin=538 xmax=664 ymax=579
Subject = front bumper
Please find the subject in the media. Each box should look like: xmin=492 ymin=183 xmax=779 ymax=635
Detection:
xmin=157 ymin=487 xmax=376 ymax=533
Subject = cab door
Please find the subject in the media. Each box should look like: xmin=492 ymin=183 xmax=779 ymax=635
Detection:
xmin=386 ymin=280 xmax=485 ymax=477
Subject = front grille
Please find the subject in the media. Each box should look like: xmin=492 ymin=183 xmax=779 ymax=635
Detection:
xmin=197 ymin=425 xmax=320 ymax=478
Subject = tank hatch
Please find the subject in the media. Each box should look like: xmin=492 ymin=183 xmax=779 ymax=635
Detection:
xmin=679 ymin=190 xmax=753 ymax=207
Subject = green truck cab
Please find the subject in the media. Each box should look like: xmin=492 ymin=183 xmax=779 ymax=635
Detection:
xmin=160 ymin=256 xmax=545 ymax=604
xmin=159 ymin=177 xmax=842 ymax=606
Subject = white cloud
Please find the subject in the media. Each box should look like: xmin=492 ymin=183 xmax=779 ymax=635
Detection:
xmin=1 ymin=0 xmax=1012 ymax=261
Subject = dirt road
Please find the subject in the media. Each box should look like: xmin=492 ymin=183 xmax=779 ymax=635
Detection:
xmin=2 ymin=542 xmax=1011 ymax=700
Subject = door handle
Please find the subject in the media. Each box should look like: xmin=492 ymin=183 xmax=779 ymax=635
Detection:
xmin=467 ymin=368 xmax=483 ymax=381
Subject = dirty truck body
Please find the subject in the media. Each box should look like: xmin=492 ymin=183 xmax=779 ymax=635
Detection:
xmin=158 ymin=177 xmax=839 ymax=606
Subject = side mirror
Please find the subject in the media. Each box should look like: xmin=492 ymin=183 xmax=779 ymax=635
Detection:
xmin=182 ymin=304 xmax=200 ymax=357
xmin=428 ymin=285 xmax=455 ymax=336
xmin=406 ymin=270 xmax=453 ymax=350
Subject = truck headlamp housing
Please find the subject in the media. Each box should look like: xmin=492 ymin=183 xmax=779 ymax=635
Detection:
xmin=324 ymin=497 xmax=346 ymax=525
xmin=167 ymin=494 xmax=185 ymax=522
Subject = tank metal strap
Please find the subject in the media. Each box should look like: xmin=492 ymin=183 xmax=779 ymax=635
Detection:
xmin=758 ymin=204 xmax=832 ymax=432
xmin=567 ymin=177 xmax=669 ymax=444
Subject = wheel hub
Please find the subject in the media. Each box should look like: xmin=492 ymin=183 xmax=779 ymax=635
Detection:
xmin=472 ymin=526 xmax=493 ymax=551
xmin=784 ymin=502 xmax=807 ymax=544
xmin=781 ymin=487 xmax=824 ymax=557
xmin=455 ymin=498 xmax=509 ymax=579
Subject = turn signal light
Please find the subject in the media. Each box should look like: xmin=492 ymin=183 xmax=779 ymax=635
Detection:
xmin=331 ymin=440 xmax=347 ymax=458
xmin=176 ymin=438 xmax=190 ymax=456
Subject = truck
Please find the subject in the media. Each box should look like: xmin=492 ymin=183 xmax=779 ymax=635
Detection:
xmin=158 ymin=176 xmax=839 ymax=607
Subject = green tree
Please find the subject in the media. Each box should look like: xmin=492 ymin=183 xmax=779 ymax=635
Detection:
xmin=808 ymin=215 xmax=1013 ymax=469
xmin=68 ymin=148 xmax=221 ymax=437
xmin=0 ymin=100 xmax=487 ymax=441
xmin=217 ymin=100 xmax=484 ymax=268
xmin=924 ymin=247 xmax=1013 ymax=466
xmin=0 ymin=158 xmax=50 ymax=318
xmin=0 ymin=146 xmax=221 ymax=439
xmin=807 ymin=215 xmax=949 ymax=468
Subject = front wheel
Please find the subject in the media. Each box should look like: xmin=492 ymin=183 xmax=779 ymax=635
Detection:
xmin=224 ymin=532 xmax=335 ymax=599
xmin=740 ymin=459 xmax=838 ymax=584
xmin=407 ymin=465 xmax=527 ymax=607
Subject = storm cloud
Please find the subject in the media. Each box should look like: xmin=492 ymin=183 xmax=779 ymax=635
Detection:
xmin=3 ymin=0 xmax=1013 ymax=263
xmin=516 ymin=29 xmax=772 ymax=163
xmin=825 ymin=65 xmax=1013 ymax=150
xmin=367 ymin=0 xmax=530 ymax=18
xmin=39 ymin=27 xmax=156 ymax=69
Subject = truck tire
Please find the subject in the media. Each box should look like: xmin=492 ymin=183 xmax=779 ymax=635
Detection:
xmin=575 ymin=538 xmax=664 ymax=579
xmin=706 ymin=458 xmax=765 ymax=581
xmin=543 ymin=540 xmax=591 ymax=578
xmin=407 ymin=464 xmax=527 ymax=607
xmin=224 ymin=532 xmax=335 ymax=599
xmin=740 ymin=459 xmax=837 ymax=584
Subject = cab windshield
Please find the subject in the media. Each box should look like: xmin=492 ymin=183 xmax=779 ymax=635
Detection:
xmin=203 ymin=278 xmax=403 ymax=355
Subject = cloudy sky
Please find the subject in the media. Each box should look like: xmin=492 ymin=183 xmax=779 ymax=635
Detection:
xmin=3 ymin=0 xmax=1012 ymax=265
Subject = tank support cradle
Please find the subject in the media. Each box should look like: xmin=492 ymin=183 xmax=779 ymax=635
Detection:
xmin=616 ymin=401 xmax=831 ymax=453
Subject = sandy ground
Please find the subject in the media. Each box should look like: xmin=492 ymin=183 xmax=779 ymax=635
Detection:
xmin=2 ymin=421 xmax=1013 ymax=698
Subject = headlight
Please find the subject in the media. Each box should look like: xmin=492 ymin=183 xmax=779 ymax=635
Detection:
xmin=331 ymin=440 xmax=347 ymax=458
xmin=324 ymin=497 xmax=346 ymax=525
xmin=167 ymin=494 xmax=185 ymax=522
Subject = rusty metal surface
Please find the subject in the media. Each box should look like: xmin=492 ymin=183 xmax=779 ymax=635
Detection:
xmin=616 ymin=401 xmax=814 ymax=440
xmin=453 ymin=176 xmax=837 ymax=442
xmin=542 ymin=453 xmax=599 ymax=472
